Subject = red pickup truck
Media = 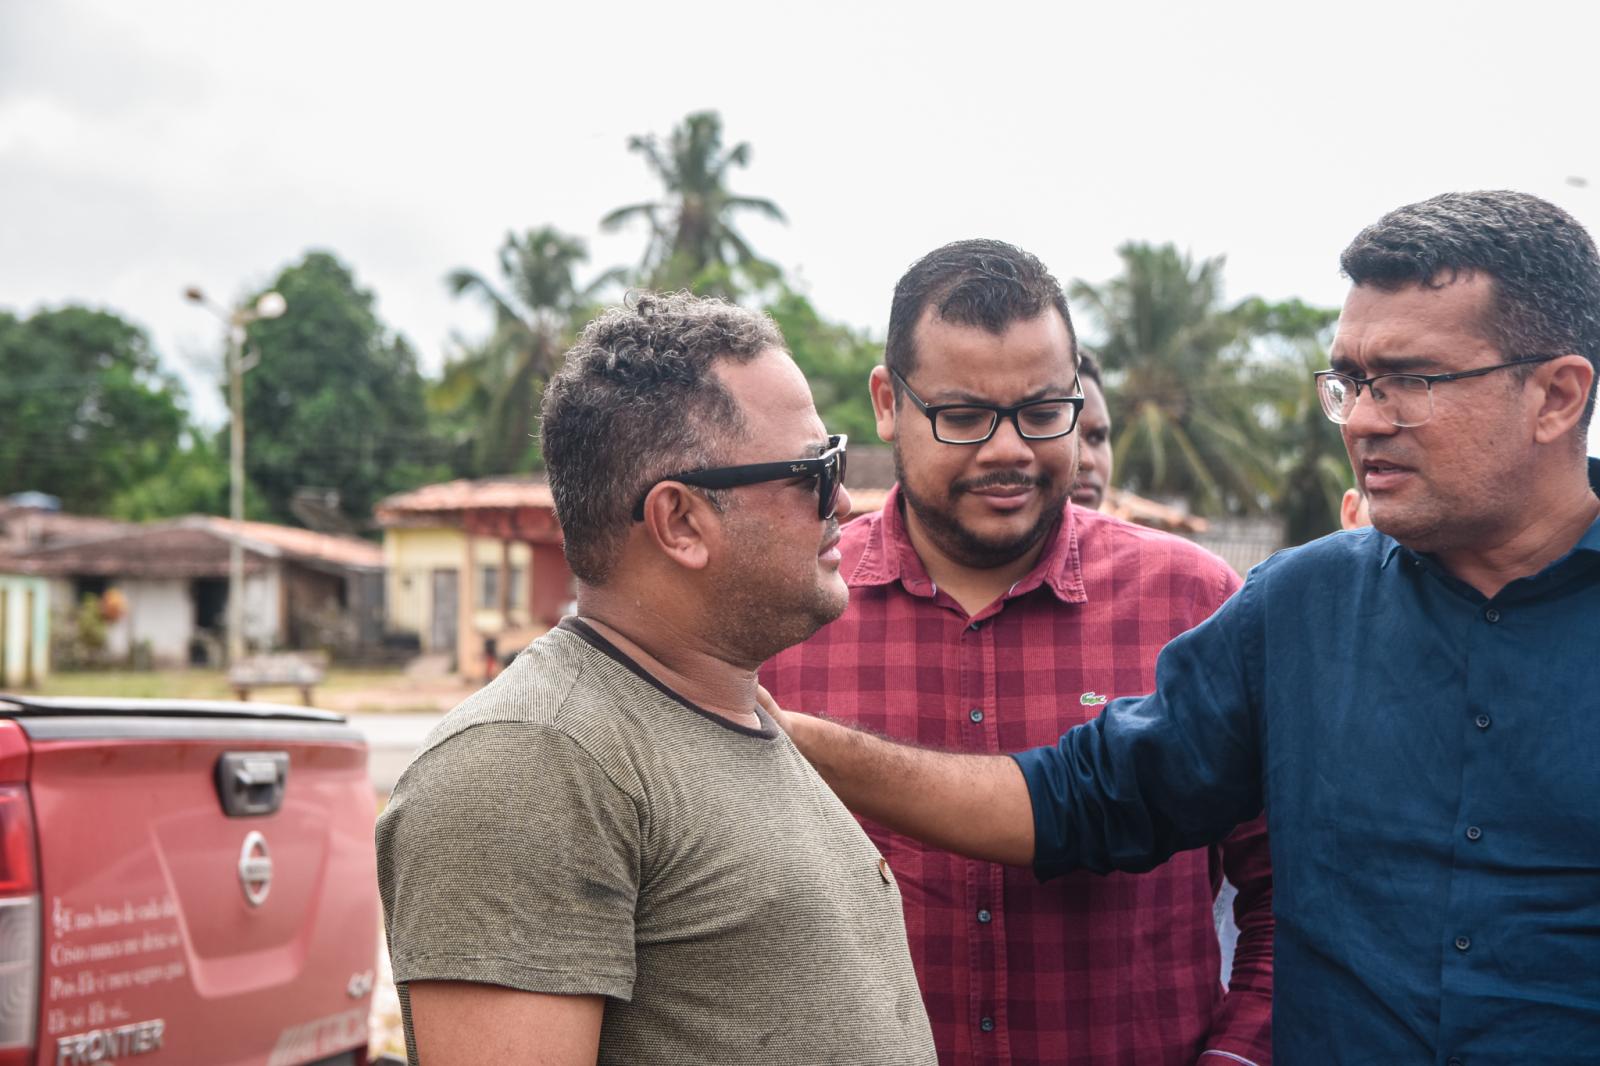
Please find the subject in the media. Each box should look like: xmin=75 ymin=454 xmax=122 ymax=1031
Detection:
xmin=0 ymin=695 xmax=380 ymax=1066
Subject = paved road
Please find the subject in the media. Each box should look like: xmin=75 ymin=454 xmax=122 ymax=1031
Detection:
xmin=348 ymin=712 xmax=445 ymax=794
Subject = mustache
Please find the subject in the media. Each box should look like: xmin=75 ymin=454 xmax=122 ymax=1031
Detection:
xmin=1356 ymin=450 xmax=1413 ymax=468
xmin=951 ymin=471 xmax=1051 ymax=495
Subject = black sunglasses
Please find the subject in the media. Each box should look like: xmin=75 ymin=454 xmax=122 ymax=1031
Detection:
xmin=631 ymin=434 xmax=849 ymax=521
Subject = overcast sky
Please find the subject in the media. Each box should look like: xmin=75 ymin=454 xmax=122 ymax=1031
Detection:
xmin=3 ymin=0 xmax=1598 ymax=455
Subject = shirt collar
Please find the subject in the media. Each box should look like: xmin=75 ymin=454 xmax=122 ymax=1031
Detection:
xmin=1381 ymin=455 xmax=1600 ymax=568
xmin=847 ymin=484 xmax=1088 ymax=605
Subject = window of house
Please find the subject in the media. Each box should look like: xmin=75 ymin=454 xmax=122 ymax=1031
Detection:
xmin=479 ymin=563 xmax=527 ymax=612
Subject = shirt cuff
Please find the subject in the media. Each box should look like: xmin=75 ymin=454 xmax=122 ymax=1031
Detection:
xmin=1009 ymin=747 xmax=1069 ymax=881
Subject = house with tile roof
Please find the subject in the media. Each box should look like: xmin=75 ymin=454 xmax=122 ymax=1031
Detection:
xmin=1 ymin=514 xmax=385 ymax=667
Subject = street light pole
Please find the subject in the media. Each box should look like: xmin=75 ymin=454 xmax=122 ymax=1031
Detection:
xmin=225 ymin=321 xmax=248 ymax=666
xmin=184 ymin=287 xmax=286 ymax=665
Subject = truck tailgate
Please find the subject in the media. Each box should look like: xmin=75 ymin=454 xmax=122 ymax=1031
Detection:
xmin=26 ymin=713 xmax=377 ymax=1066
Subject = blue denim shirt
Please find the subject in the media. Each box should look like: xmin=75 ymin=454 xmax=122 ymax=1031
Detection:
xmin=1015 ymin=459 xmax=1600 ymax=1065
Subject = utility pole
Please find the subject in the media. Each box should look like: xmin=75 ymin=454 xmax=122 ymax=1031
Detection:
xmin=184 ymin=287 xmax=287 ymax=665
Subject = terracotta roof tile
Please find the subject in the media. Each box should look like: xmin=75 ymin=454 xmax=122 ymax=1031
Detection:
xmin=3 ymin=516 xmax=381 ymax=577
xmin=375 ymin=478 xmax=553 ymax=524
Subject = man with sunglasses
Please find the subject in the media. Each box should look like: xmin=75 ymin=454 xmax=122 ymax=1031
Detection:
xmin=762 ymin=239 xmax=1274 ymax=1065
xmin=765 ymin=193 xmax=1600 ymax=1063
xmin=378 ymin=292 xmax=936 ymax=1065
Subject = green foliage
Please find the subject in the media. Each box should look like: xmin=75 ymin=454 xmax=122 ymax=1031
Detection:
xmin=50 ymin=594 xmax=111 ymax=671
xmin=1072 ymin=243 xmax=1346 ymax=531
xmin=0 ymin=306 xmax=195 ymax=513
xmin=1234 ymin=299 xmax=1351 ymax=542
xmin=1262 ymin=339 xmax=1356 ymax=544
xmin=238 ymin=251 xmax=447 ymax=526
xmin=433 ymin=227 xmax=617 ymax=476
xmin=764 ymin=287 xmax=882 ymax=442
xmin=602 ymin=111 xmax=786 ymax=299
xmin=74 ymin=595 xmax=108 ymax=652
xmin=1234 ymin=296 xmax=1341 ymax=341
xmin=109 ymin=434 xmax=229 ymax=520
xmin=1071 ymin=243 xmax=1281 ymax=514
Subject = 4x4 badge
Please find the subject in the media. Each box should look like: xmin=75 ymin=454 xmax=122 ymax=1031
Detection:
xmin=1079 ymin=692 xmax=1108 ymax=707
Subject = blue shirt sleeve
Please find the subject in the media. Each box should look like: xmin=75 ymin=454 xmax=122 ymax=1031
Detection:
xmin=1013 ymin=571 xmax=1267 ymax=881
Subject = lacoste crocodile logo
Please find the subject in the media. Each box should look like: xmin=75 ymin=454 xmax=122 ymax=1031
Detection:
xmin=1079 ymin=692 xmax=1108 ymax=706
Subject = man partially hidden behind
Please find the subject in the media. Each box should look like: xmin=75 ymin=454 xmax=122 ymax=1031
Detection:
xmin=1339 ymin=484 xmax=1371 ymax=529
xmin=762 ymin=240 xmax=1273 ymax=1065
xmin=376 ymin=293 xmax=936 ymax=1065
xmin=1067 ymin=348 xmax=1114 ymax=513
xmin=765 ymin=193 xmax=1600 ymax=1063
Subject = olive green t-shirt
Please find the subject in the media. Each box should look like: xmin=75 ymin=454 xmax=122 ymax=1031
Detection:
xmin=376 ymin=618 xmax=936 ymax=1065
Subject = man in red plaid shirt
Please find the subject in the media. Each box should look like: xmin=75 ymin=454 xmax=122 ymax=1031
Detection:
xmin=762 ymin=239 xmax=1273 ymax=1065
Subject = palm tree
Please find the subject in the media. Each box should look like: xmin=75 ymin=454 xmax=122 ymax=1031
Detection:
xmin=1070 ymin=243 xmax=1291 ymax=515
xmin=1261 ymin=324 xmax=1353 ymax=544
xmin=601 ymin=111 xmax=786 ymax=297
xmin=435 ymin=227 xmax=618 ymax=474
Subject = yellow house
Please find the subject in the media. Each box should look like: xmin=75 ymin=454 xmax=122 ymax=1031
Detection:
xmin=376 ymin=478 xmax=572 ymax=682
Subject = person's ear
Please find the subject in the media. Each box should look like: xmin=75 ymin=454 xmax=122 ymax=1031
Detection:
xmin=1531 ymin=354 xmax=1595 ymax=446
xmin=869 ymin=366 xmax=898 ymax=444
xmin=1339 ymin=487 xmax=1369 ymax=530
xmin=637 ymin=483 xmax=716 ymax=571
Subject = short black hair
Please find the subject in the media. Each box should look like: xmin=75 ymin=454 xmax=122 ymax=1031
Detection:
xmin=1341 ymin=190 xmax=1600 ymax=428
xmin=540 ymin=292 xmax=785 ymax=584
xmin=884 ymin=239 xmax=1077 ymax=382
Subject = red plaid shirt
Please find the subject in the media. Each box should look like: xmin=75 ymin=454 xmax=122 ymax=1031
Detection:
xmin=762 ymin=489 xmax=1273 ymax=1066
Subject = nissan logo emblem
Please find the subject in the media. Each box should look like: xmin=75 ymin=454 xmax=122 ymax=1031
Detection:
xmin=238 ymin=830 xmax=273 ymax=907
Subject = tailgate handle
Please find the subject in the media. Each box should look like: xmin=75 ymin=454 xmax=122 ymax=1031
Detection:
xmin=215 ymin=752 xmax=290 ymax=817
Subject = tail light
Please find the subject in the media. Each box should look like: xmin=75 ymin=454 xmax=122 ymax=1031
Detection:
xmin=0 ymin=786 xmax=39 ymax=1066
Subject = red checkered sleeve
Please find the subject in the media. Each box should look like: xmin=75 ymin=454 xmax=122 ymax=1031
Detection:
xmin=1204 ymin=817 xmax=1273 ymax=1065
xmin=763 ymin=495 xmax=1273 ymax=1066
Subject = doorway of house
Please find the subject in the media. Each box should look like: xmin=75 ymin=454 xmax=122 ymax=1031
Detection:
xmin=191 ymin=577 xmax=228 ymax=665
xmin=429 ymin=569 xmax=458 ymax=663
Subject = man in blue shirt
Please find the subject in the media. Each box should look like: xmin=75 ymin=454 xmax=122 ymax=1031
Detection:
xmin=768 ymin=190 xmax=1600 ymax=1063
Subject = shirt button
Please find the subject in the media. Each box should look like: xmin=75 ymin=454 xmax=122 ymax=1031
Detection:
xmin=1455 ymin=935 xmax=1471 ymax=952
xmin=968 ymin=621 xmax=983 ymax=632
xmin=1484 ymin=607 xmax=1501 ymax=623
xmin=979 ymin=1017 xmax=995 ymax=1033
xmin=969 ymin=708 xmax=984 ymax=723
xmin=1465 ymin=826 xmax=1482 ymax=842
xmin=977 ymin=909 xmax=992 ymax=924
xmin=1475 ymin=714 xmax=1491 ymax=730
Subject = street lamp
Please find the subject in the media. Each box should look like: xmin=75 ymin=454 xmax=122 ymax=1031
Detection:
xmin=184 ymin=286 xmax=287 ymax=666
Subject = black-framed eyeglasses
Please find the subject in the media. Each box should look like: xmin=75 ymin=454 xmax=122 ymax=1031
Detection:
xmin=890 ymin=368 xmax=1084 ymax=445
xmin=631 ymin=434 xmax=848 ymax=522
xmin=1313 ymin=355 xmax=1560 ymax=428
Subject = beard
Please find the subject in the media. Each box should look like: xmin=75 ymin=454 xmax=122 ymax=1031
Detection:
xmin=702 ymin=512 xmax=849 ymax=666
xmin=895 ymin=447 xmax=1069 ymax=569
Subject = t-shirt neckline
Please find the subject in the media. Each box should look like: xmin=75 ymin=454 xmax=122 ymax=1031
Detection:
xmin=560 ymin=617 xmax=779 ymax=740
